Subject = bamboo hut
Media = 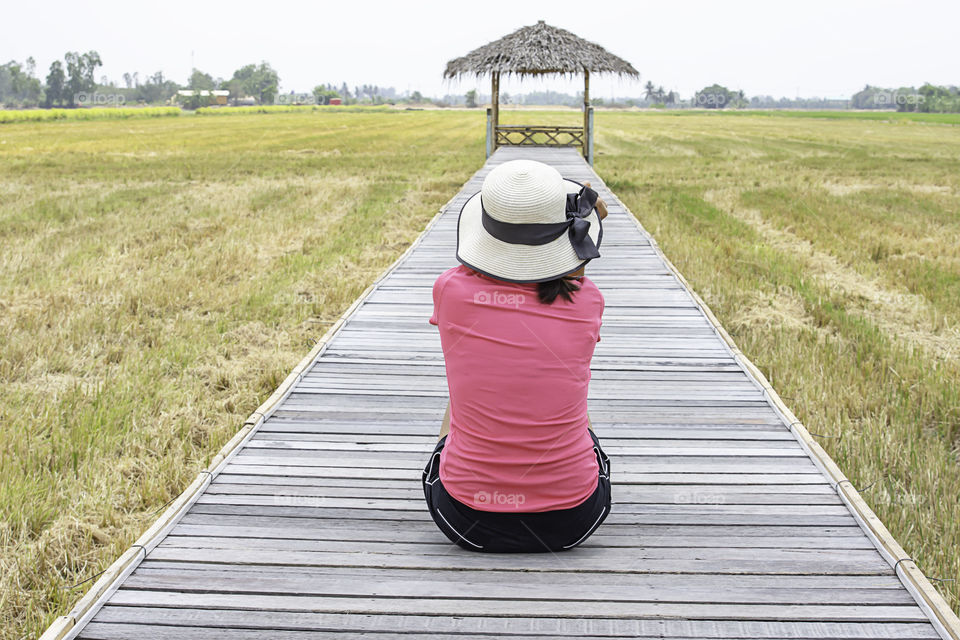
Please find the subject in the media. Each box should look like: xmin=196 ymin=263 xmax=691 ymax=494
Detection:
xmin=444 ymin=20 xmax=639 ymax=164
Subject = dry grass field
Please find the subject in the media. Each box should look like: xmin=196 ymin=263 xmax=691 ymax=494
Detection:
xmin=1 ymin=109 xmax=958 ymax=638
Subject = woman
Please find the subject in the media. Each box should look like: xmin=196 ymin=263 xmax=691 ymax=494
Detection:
xmin=422 ymin=159 xmax=611 ymax=553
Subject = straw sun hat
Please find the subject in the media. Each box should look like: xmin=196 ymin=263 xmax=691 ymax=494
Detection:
xmin=456 ymin=159 xmax=603 ymax=283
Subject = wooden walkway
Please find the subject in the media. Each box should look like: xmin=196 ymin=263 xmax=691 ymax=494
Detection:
xmin=51 ymin=147 xmax=958 ymax=640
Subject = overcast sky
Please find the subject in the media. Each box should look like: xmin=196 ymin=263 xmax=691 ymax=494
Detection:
xmin=5 ymin=0 xmax=957 ymax=100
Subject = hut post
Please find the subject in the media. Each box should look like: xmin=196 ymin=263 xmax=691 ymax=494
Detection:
xmin=491 ymin=72 xmax=500 ymax=152
xmin=485 ymin=108 xmax=493 ymax=158
xmin=583 ymin=70 xmax=590 ymax=161
xmin=587 ymin=107 xmax=595 ymax=166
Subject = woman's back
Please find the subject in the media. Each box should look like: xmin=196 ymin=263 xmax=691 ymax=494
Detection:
xmin=428 ymin=264 xmax=604 ymax=512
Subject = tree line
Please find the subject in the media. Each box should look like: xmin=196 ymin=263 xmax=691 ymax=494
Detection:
xmin=851 ymin=84 xmax=960 ymax=113
xmin=0 ymin=52 xmax=412 ymax=109
xmin=3 ymin=52 xmax=959 ymax=113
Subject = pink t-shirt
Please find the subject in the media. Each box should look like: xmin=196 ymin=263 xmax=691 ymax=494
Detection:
xmin=428 ymin=264 xmax=604 ymax=512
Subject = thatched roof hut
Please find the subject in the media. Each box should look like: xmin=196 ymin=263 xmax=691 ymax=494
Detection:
xmin=443 ymin=20 xmax=639 ymax=80
xmin=444 ymin=21 xmax=639 ymax=162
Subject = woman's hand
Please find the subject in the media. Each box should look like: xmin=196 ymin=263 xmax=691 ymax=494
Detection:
xmin=583 ymin=181 xmax=609 ymax=220
xmin=568 ymin=182 xmax=607 ymax=278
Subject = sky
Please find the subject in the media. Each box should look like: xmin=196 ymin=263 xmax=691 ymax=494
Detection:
xmin=4 ymin=0 xmax=958 ymax=101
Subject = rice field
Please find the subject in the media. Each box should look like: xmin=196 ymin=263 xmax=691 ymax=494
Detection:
xmin=1 ymin=109 xmax=958 ymax=638
xmin=0 ymin=107 xmax=182 ymax=124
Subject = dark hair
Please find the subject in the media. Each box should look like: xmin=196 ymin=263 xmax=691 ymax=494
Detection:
xmin=537 ymin=275 xmax=581 ymax=304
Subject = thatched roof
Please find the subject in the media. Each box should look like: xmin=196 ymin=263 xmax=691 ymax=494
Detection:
xmin=443 ymin=20 xmax=639 ymax=80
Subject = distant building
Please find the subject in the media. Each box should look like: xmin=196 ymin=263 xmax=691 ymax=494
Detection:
xmin=328 ymin=98 xmax=342 ymax=106
xmin=175 ymin=89 xmax=230 ymax=106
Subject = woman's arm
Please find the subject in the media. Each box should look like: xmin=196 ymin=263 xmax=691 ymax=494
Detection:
xmin=438 ymin=400 xmax=451 ymax=440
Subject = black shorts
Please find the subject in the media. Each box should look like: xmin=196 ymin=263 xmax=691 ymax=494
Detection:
xmin=421 ymin=430 xmax=612 ymax=553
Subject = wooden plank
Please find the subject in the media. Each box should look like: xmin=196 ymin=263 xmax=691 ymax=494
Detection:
xmin=169 ymin=523 xmax=875 ymax=549
xmin=122 ymin=567 xmax=916 ymax=604
xmin=106 ymin=590 xmax=929 ymax=622
xmin=216 ymin=467 xmax=837 ymax=484
xmin=243 ymin=440 xmax=808 ymax=457
xmin=205 ymin=482 xmax=844 ymax=503
xmin=174 ymin=514 xmax=870 ymax=539
xmin=83 ymin=609 xmax=943 ymax=639
xmin=145 ymin=546 xmax=890 ymax=574
xmin=133 ymin=561 xmax=906 ymax=589
xmin=157 ymin=534 xmax=882 ymax=561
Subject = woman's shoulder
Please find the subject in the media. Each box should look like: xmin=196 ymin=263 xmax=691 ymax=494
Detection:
xmin=575 ymin=275 xmax=605 ymax=312
xmin=577 ymin=275 xmax=603 ymax=297
xmin=443 ymin=264 xmax=531 ymax=289
xmin=435 ymin=264 xmax=470 ymax=286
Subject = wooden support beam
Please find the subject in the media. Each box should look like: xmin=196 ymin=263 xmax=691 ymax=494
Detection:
xmin=491 ymin=72 xmax=500 ymax=152
xmin=583 ymin=70 xmax=590 ymax=160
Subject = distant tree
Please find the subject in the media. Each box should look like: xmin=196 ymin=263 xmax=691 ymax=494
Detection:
xmin=851 ymin=83 xmax=959 ymax=113
xmin=82 ymin=51 xmax=102 ymax=90
xmin=229 ymin=62 xmax=279 ymax=104
xmin=44 ymin=60 xmax=65 ymax=107
xmin=916 ymin=82 xmax=959 ymax=113
xmin=64 ymin=52 xmax=82 ymax=106
xmin=312 ymin=84 xmax=340 ymax=105
xmin=180 ymin=71 xmax=216 ymax=109
xmin=465 ymin=89 xmax=477 ymax=108
xmin=122 ymin=72 xmax=132 ymax=89
xmin=188 ymin=68 xmax=216 ymax=90
xmin=643 ymin=81 xmax=656 ymax=102
xmin=501 ymin=92 xmax=510 ymax=105
xmin=0 ymin=58 xmax=43 ymax=107
xmin=61 ymin=50 xmax=101 ymax=106
xmin=694 ymin=83 xmax=742 ymax=109
xmin=410 ymin=90 xmax=423 ymax=103
xmin=134 ymin=70 xmax=178 ymax=104
xmin=224 ymin=74 xmax=244 ymax=105
xmin=255 ymin=63 xmax=280 ymax=104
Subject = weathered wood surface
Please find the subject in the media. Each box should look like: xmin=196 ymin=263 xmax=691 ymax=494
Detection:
xmin=72 ymin=147 xmax=943 ymax=639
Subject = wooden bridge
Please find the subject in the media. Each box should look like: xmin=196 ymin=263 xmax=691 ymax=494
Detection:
xmin=44 ymin=147 xmax=960 ymax=640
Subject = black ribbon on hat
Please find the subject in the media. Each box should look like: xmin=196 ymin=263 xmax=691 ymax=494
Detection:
xmin=480 ymin=185 xmax=601 ymax=260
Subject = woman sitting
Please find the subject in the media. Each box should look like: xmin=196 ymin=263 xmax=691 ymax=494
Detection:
xmin=422 ymin=158 xmax=611 ymax=553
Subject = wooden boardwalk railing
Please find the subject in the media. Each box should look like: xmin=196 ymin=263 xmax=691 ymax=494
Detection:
xmin=44 ymin=147 xmax=959 ymax=640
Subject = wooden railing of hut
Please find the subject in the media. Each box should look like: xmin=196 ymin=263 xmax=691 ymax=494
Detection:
xmin=486 ymin=107 xmax=595 ymax=165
